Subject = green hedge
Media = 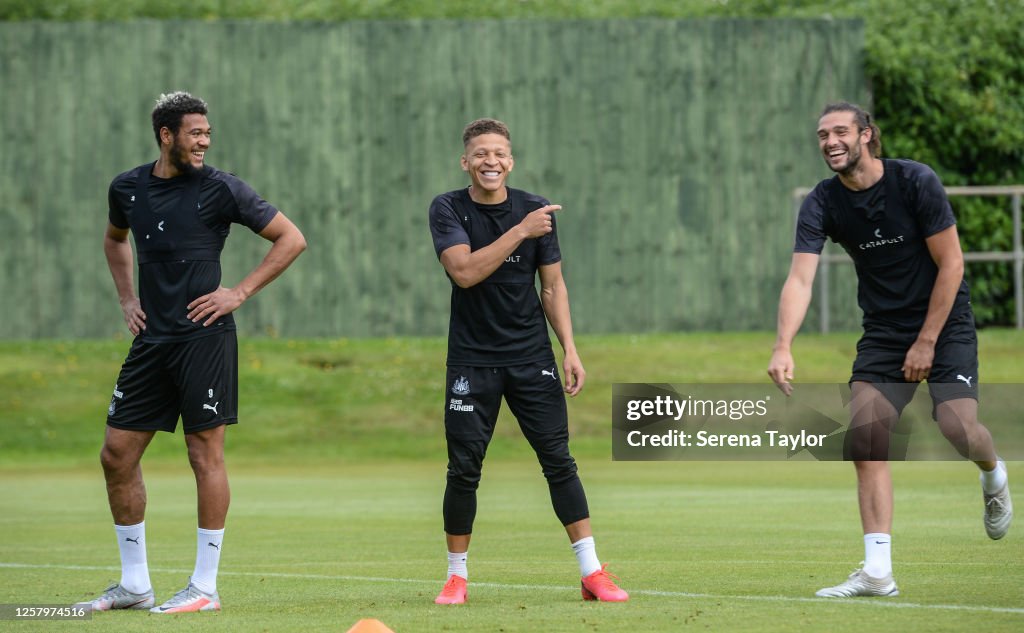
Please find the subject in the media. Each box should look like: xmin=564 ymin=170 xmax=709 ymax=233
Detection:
xmin=858 ymin=0 xmax=1024 ymax=325
xmin=4 ymin=0 xmax=1022 ymax=324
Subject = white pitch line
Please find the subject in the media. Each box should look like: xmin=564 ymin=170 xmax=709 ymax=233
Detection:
xmin=2 ymin=562 xmax=1022 ymax=615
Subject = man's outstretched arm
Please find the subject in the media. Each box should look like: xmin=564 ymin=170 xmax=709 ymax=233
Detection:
xmin=103 ymin=222 xmax=147 ymax=335
xmin=539 ymin=262 xmax=585 ymax=397
xmin=768 ymin=252 xmax=820 ymax=395
xmin=901 ymin=225 xmax=964 ymax=382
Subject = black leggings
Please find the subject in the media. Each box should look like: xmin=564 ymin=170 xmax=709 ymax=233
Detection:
xmin=442 ymin=362 xmax=590 ymax=534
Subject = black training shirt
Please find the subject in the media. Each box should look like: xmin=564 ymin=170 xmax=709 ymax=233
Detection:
xmin=429 ymin=187 xmax=561 ymax=366
xmin=794 ymin=158 xmax=970 ymax=329
xmin=108 ymin=163 xmax=278 ymax=342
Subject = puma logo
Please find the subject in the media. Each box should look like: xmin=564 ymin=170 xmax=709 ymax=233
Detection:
xmin=207 ymin=542 xmax=220 ymax=550
xmin=957 ymin=375 xmax=973 ymax=387
xmin=541 ymin=369 xmax=557 ymax=380
xmin=125 ymin=537 xmax=140 ymax=544
xmin=203 ymin=402 xmax=219 ymax=415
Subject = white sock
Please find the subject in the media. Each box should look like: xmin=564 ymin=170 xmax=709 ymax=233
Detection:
xmin=980 ymin=459 xmax=1008 ymax=495
xmin=191 ymin=527 xmax=225 ymax=594
xmin=863 ymin=533 xmax=892 ymax=578
xmin=114 ymin=521 xmax=151 ymax=594
xmin=571 ymin=536 xmax=602 ymax=577
xmin=447 ymin=551 xmax=468 ymax=580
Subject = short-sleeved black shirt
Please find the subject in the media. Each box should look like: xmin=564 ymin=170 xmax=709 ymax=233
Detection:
xmin=429 ymin=187 xmax=561 ymax=366
xmin=108 ymin=164 xmax=278 ymax=342
xmin=794 ymin=158 xmax=970 ymax=329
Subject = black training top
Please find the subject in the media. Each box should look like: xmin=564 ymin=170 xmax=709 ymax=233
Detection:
xmin=429 ymin=187 xmax=561 ymax=366
xmin=108 ymin=163 xmax=278 ymax=343
xmin=794 ymin=158 xmax=971 ymax=329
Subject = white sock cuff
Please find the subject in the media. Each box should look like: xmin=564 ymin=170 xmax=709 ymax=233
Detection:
xmin=115 ymin=521 xmax=150 ymax=594
xmin=863 ymin=533 xmax=893 ymax=578
xmin=198 ymin=527 xmax=225 ymax=537
xmin=446 ymin=551 xmax=468 ymax=580
xmin=571 ymin=536 xmax=601 ymax=577
xmin=981 ymin=460 xmax=1008 ymax=494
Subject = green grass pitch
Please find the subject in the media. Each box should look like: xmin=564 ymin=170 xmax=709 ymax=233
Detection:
xmin=1 ymin=332 xmax=1022 ymax=631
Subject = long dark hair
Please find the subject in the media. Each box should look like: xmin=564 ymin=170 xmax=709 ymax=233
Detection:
xmin=821 ymin=102 xmax=882 ymax=157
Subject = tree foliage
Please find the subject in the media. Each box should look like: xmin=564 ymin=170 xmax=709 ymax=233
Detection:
xmin=857 ymin=0 xmax=1024 ymax=325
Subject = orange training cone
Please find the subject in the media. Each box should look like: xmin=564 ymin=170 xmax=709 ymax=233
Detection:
xmin=345 ymin=619 xmax=396 ymax=633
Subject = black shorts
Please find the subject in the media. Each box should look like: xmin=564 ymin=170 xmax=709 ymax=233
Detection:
xmin=851 ymin=311 xmax=979 ymax=415
xmin=106 ymin=331 xmax=238 ymax=433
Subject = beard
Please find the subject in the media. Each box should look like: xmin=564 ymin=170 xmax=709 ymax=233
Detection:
xmin=826 ymin=141 xmax=863 ymax=176
xmin=169 ymin=139 xmax=201 ymax=176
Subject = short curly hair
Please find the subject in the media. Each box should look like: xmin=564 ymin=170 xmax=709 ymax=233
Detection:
xmin=151 ymin=91 xmax=208 ymax=147
xmin=462 ymin=118 xmax=510 ymax=146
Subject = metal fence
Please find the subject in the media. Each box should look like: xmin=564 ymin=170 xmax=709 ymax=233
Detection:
xmin=791 ymin=185 xmax=1024 ymax=332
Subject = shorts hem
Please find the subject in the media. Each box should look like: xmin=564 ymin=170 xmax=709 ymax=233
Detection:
xmin=560 ymin=512 xmax=591 ymax=527
xmin=184 ymin=418 xmax=238 ymax=434
xmin=106 ymin=419 xmax=166 ymax=433
xmin=929 ymin=389 xmax=978 ymax=405
xmin=106 ymin=418 xmax=238 ymax=434
xmin=849 ymin=373 xmax=898 ymax=384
